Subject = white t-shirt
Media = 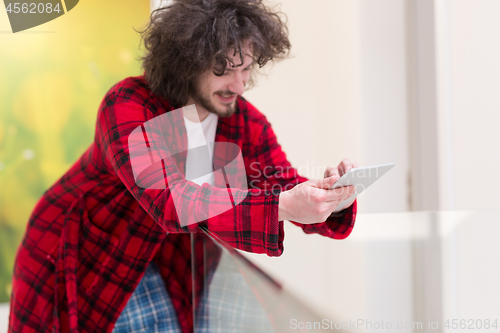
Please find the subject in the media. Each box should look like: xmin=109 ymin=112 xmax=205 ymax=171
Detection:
xmin=183 ymin=112 xmax=218 ymax=186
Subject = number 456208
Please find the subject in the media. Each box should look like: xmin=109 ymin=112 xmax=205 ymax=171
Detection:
xmin=6 ymin=3 xmax=61 ymax=14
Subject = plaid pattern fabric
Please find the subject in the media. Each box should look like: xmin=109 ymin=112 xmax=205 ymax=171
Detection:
xmin=9 ymin=75 xmax=357 ymax=333
xmin=111 ymin=262 xmax=181 ymax=333
xmin=111 ymin=247 xmax=271 ymax=333
xmin=112 ymin=247 xmax=272 ymax=333
xmin=195 ymin=252 xmax=274 ymax=333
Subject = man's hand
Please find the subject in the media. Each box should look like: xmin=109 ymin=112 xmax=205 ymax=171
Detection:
xmin=278 ymin=176 xmax=355 ymax=224
xmin=324 ymin=158 xmax=360 ymax=178
xmin=278 ymin=158 xmax=360 ymax=223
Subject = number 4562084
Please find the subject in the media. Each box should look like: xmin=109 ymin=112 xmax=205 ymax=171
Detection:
xmin=444 ymin=319 xmax=498 ymax=330
xmin=6 ymin=3 xmax=61 ymax=14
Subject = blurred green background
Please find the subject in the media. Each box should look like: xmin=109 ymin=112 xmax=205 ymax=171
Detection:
xmin=0 ymin=0 xmax=150 ymax=302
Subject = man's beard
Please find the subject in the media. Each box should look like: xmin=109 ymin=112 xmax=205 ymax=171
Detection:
xmin=192 ymin=88 xmax=237 ymax=118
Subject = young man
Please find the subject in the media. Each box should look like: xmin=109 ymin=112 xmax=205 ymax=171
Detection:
xmin=9 ymin=0 xmax=358 ymax=332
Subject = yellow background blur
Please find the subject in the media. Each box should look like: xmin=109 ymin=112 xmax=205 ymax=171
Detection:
xmin=0 ymin=0 xmax=150 ymax=302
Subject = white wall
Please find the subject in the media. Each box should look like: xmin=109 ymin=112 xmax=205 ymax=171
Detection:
xmin=440 ymin=212 xmax=500 ymax=324
xmin=448 ymin=0 xmax=500 ymax=210
xmin=358 ymin=0 xmax=410 ymax=212
xmin=0 ymin=304 xmax=8 ymax=333
xmin=408 ymin=0 xmax=500 ymax=211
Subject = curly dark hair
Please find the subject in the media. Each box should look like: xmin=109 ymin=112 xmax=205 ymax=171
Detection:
xmin=137 ymin=0 xmax=291 ymax=107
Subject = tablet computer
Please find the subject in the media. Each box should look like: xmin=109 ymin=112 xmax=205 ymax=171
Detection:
xmin=330 ymin=162 xmax=396 ymax=212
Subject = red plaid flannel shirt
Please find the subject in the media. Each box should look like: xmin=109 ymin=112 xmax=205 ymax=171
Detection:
xmin=9 ymin=75 xmax=357 ymax=333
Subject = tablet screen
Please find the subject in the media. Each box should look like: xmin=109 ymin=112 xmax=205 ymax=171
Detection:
xmin=330 ymin=162 xmax=395 ymax=212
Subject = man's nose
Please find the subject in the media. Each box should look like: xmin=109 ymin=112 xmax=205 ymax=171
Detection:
xmin=227 ymin=72 xmax=246 ymax=96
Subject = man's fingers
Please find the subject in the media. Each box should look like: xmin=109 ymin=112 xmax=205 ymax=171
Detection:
xmin=339 ymin=158 xmax=353 ymax=176
xmin=327 ymin=160 xmax=360 ymax=178
xmin=313 ymin=175 xmax=340 ymax=189
xmin=324 ymin=185 xmax=354 ymax=201
xmin=324 ymin=166 xmax=339 ymax=178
